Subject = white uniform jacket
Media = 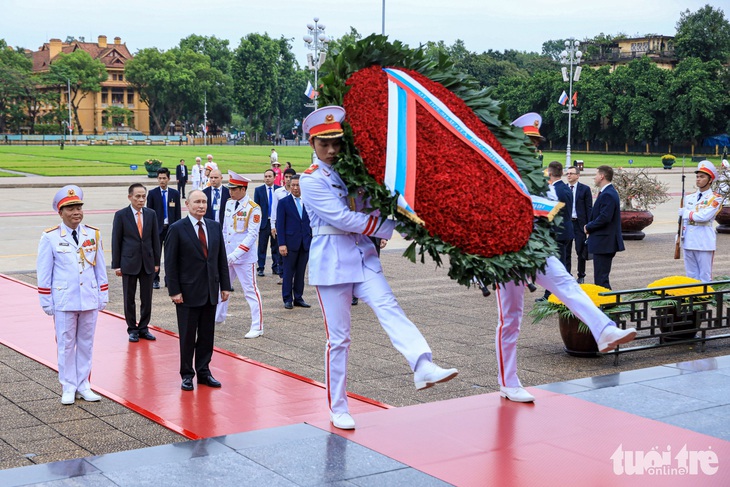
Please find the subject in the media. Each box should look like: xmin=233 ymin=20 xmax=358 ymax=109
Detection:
xmin=37 ymin=224 xmax=109 ymax=312
xmin=223 ymin=195 xmax=262 ymax=264
xmin=681 ymin=189 xmax=722 ymax=251
xmin=191 ymin=164 xmax=203 ymax=190
xmin=300 ymin=159 xmax=395 ymax=286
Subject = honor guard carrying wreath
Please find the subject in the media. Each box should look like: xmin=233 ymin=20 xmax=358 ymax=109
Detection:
xmin=215 ymin=171 xmax=265 ymax=339
xmin=37 ymin=185 xmax=108 ymax=405
xmin=300 ymin=105 xmax=458 ymax=431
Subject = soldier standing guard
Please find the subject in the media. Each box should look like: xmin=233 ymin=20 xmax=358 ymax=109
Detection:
xmin=300 ymin=105 xmax=458 ymax=431
xmin=37 ymin=185 xmax=109 ymax=405
xmin=680 ymin=160 xmax=722 ymax=282
xmin=215 ymin=171 xmax=265 ymax=339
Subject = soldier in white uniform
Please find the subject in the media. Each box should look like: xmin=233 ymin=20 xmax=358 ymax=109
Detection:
xmin=300 ymin=106 xmax=458 ymax=431
xmin=493 ymin=114 xmax=636 ymax=404
xmin=680 ymin=160 xmax=722 ymax=282
xmin=215 ymin=171 xmax=265 ymax=339
xmin=37 ymin=186 xmax=109 ymax=405
xmin=191 ymin=157 xmax=204 ymax=191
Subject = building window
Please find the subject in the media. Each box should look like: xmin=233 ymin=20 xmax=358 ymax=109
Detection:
xmin=127 ymin=93 xmax=134 ymax=105
xmin=111 ymin=88 xmax=124 ymax=105
xmin=101 ymin=92 xmax=108 ymax=104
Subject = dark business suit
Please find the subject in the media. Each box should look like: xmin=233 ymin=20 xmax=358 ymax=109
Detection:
xmin=165 ymin=217 xmax=231 ymax=380
xmin=254 ymin=183 xmax=282 ymax=275
xmin=585 ymin=183 xmax=624 ymax=289
xmin=568 ymin=181 xmax=593 ymax=279
xmin=276 ymin=194 xmax=311 ymax=304
xmin=111 ymin=206 xmax=161 ymax=334
xmin=175 ymin=164 xmax=188 ymax=198
xmin=543 ymin=180 xmax=574 ymax=299
xmin=203 ymin=185 xmax=230 ymax=224
xmin=147 ymin=186 xmax=181 ymax=285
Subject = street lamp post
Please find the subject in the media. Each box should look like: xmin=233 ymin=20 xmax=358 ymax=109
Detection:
xmin=559 ymin=39 xmax=582 ymax=168
xmin=303 ymin=17 xmax=329 ymax=111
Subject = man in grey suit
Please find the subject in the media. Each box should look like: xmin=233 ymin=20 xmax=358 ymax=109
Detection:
xmin=165 ymin=190 xmax=231 ymax=391
xmin=112 ymin=183 xmax=161 ymax=342
xmin=585 ymin=165 xmax=624 ymax=289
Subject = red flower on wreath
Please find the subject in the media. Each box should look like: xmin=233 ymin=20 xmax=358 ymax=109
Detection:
xmin=343 ymin=65 xmax=533 ymax=257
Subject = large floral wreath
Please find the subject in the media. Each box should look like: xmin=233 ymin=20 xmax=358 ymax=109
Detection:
xmin=317 ymin=35 xmax=557 ymax=288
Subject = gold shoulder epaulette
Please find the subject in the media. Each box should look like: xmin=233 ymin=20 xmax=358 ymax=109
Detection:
xmin=304 ymin=164 xmax=319 ymax=175
xmin=249 ymin=201 xmax=260 ymax=209
xmin=85 ymin=224 xmax=100 ymax=231
xmin=44 ymin=225 xmax=59 ymax=233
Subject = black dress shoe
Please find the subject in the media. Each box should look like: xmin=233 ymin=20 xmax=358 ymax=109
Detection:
xmin=128 ymin=332 xmax=139 ymax=342
xmin=153 ymin=281 xmax=160 ymax=290
xmin=257 ymin=269 xmax=265 ymax=277
xmin=293 ymin=300 xmax=311 ymax=308
xmin=139 ymin=331 xmax=157 ymax=341
xmin=198 ymin=376 xmax=222 ymax=388
xmin=535 ymin=297 xmax=547 ymax=303
xmin=351 ymin=297 xmax=359 ymax=306
xmin=577 ymin=277 xmax=585 ymax=284
xmin=181 ymin=378 xmax=194 ymax=391
xmin=284 ymin=302 xmax=293 ymax=309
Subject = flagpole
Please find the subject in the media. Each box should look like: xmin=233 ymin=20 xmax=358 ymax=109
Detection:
xmin=560 ymin=39 xmax=582 ymax=168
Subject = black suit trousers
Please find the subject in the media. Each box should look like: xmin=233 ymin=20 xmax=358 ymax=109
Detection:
xmin=282 ymin=246 xmax=309 ymax=303
xmin=593 ymin=253 xmax=615 ymax=290
xmin=257 ymin=224 xmax=282 ymax=275
xmin=569 ymin=220 xmax=588 ymax=278
xmin=177 ymin=181 xmax=186 ymax=198
xmin=122 ymin=271 xmax=154 ymax=333
xmin=175 ymin=303 xmax=216 ymax=379
xmin=155 ymin=224 xmax=170 ymax=284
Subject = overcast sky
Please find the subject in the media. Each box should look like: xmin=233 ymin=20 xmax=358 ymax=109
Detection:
xmin=1 ymin=0 xmax=718 ymax=62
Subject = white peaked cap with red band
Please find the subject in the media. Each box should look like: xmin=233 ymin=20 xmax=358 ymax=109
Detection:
xmin=227 ymin=170 xmax=251 ymax=188
xmin=303 ymin=106 xmax=346 ymax=140
xmin=696 ymin=160 xmax=718 ymax=181
xmin=53 ymin=185 xmax=84 ymax=211
xmin=511 ymin=112 xmax=543 ymax=139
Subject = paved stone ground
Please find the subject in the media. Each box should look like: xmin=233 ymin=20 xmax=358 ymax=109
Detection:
xmin=3 ymin=231 xmax=730 ymax=470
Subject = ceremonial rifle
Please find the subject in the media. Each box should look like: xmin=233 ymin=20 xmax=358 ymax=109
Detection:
xmin=674 ymin=156 xmax=686 ymax=259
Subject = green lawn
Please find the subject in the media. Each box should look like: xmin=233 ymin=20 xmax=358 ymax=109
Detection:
xmin=0 ymin=145 xmax=314 ymax=176
xmin=0 ymin=145 xmax=720 ymax=177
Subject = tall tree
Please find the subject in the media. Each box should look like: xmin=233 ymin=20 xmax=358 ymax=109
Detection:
xmin=664 ymin=58 xmax=730 ymax=144
xmin=0 ymin=40 xmax=33 ymax=132
xmin=674 ymin=5 xmax=730 ymax=63
xmin=48 ymin=50 xmax=108 ymax=134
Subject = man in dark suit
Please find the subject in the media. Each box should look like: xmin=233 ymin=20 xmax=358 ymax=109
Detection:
xmin=566 ymin=167 xmax=593 ymax=283
xmin=203 ymin=169 xmax=230 ymax=223
xmin=253 ymin=169 xmax=281 ymax=277
xmin=276 ymin=175 xmax=312 ymax=309
xmin=165 ymin=189 xmax=231 ymax=391
xmin=585 ymin=165 xmax=624 ymax=289
xmin=147 ymin=167 xmax=181 ymax=289
xmin=112 ymin=183 xmax=161 ymax=342
xmin=175 ymin=159 xmax=188 ymax=198
xmin=538 ymin=161 xmax=574 ymax=301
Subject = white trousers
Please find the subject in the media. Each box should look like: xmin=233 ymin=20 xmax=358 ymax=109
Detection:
xmin=216 ymin=262 xmax=263 ymax=332
xmin=495 ymin=256 xmax=612 ymax=387
xmin=54 ymin=310 xmax=97 ymax=394
xmin=315 ymin=266 xmax=432 ymax=414
xmin=684 ymin=249 xmax=714 ymax=282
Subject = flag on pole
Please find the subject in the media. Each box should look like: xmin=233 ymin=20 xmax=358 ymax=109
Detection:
xmin=571 ymin=91 xmax=578 ymax=107
xmin=558 ymin=91 xmax=569 ymax=106
xmin=304 ymin=81 xmax=317 ymax=100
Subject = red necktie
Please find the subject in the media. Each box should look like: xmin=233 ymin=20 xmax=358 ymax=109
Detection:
xmin=197 ymin=221 xmax=208 ymax=258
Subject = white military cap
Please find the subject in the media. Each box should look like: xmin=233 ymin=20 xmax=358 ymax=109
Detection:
xmin=696 ymin=160 xmax=718 ymax=181
xmin=511 ymin=112 xmax=543 ymax=139
xmin=303 ymin=106 xmax=346 ymax=140
xmin=53 ymin=185 xmax=84 ymax=211
xmin=227 ymin=170 xmax=251 ymax=188
xmin=205 ymin=161 xmax=218 ymax=171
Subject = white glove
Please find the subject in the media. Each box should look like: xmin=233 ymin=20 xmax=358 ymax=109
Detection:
xmin=42 ymin=306 xmax=54 ymax=316
xmin=227 ymin=253 xmax=236 ymax=265
xmin=98 ymin=302 xmax=107 ymax=311
xmin=678 ymin=208 xmax=685 ymax=217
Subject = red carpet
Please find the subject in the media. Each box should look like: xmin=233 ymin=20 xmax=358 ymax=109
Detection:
xmin=0 ymin=274 xmax=388 ymax=439
xmin=313 ymin=390 xmax=730 ymax=486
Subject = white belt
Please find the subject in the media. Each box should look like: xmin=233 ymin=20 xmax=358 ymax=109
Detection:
xmin=312 ymin=225 xmax=352 ymax=236
xmin=689 ymin=221 xmax=712 ymax=227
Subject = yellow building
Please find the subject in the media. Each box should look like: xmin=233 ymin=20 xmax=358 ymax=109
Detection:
xmin=31 ymin=35 xmax=150 ymax=135
xmin=585 ymin=35 xmax=677 ymax=71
